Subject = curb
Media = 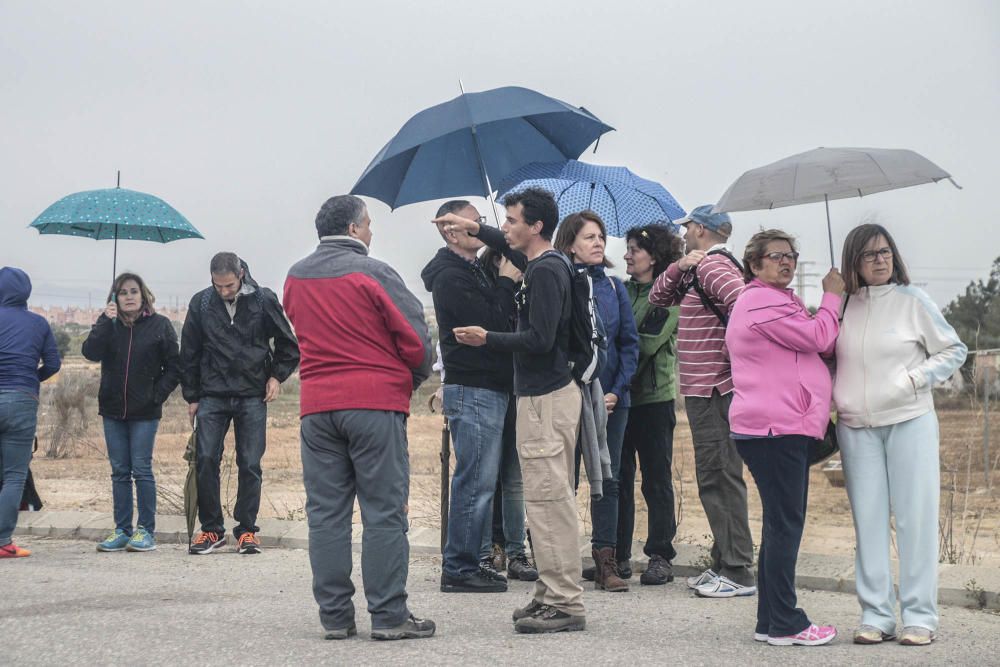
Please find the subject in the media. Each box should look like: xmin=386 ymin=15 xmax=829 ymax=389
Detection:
xmin=15 ymin=510 xmax=999 ymax=611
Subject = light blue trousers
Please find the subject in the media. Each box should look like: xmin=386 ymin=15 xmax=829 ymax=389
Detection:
xmin=838 ymin=411 xmax=940 ymax=633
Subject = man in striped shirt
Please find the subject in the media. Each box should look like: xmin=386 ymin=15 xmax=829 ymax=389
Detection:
xmin=648 ymin=205 xmax=756 ymax=598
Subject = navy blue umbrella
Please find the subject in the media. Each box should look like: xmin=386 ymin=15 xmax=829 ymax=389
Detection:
xmin=496 ymin=160 xmax=685 ymax=237
xmin=350 ymin=86 xmax=614 ymax=210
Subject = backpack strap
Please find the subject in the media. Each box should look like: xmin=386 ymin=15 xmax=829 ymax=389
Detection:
xmin=679 ymin=248 xmax=743 ymax=327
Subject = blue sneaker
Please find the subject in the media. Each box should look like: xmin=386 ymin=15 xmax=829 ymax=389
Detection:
xmin=97 ymin=529 xmax=130 ymax=552
xmin=126 ymin=527 xmax=156 ymax=552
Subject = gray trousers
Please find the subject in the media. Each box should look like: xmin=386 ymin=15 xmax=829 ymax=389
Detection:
xmin=684 ymin=390 xmax=755 ymax=583
xmin=301 ymin=409 xmax=411 ymax=630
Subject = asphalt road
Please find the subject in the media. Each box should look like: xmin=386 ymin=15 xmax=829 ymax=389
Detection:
xmin=3 ymin=539 xmax=998 ymax=666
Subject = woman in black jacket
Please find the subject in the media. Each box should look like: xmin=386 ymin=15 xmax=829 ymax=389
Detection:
xmin=83 ymin=273 xmax=180 ymax=553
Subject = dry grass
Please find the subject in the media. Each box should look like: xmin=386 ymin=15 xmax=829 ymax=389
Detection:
xmin=29 ymin=364 xmax=1000 ymax=565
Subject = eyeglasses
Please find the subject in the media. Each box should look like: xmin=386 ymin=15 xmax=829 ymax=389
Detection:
xmin=763 ymin=251 xmax=799 ymax=263
xmin=860 ymin=247 xmax=893 ymax=263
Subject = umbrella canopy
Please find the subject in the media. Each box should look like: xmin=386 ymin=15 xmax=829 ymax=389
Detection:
xmin=29 ymin=182 xmax=203 ymax=282
xmin=350 ymin=86 xmax=614 ymax=210
xmin=496 ymin=160 xmax=685 ymax=237
xmin=714 ymin=147 xmax=959 ymax=263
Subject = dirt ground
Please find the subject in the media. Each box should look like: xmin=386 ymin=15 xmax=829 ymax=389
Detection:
xmin=29 ymin=364 xmax=1000 ymax=566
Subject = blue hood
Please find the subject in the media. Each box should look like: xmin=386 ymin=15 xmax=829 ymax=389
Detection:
xmin=0 ymin=267 xmax=32 ymax=308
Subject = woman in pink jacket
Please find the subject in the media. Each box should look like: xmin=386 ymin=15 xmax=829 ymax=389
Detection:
xmin=726 ymin=229 xmax=844 ymax=647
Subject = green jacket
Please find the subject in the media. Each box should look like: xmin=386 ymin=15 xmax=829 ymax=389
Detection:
xmin=626 ymin=280 xmax=679 ymax=405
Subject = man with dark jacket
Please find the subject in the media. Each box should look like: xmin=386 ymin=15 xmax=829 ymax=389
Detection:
xmin=181 ymin=253 xmax=299 ymax=555
xmin=284 ymin=194 xmax=435 ymax=641
xmin=422 ymin=200 xmax=537 ymax=594
xmin=441 ymin=188 xmax=586 ymax=634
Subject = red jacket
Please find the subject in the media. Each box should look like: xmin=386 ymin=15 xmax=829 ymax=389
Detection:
xmin=284 ymin=237 xmax=432 ymax=417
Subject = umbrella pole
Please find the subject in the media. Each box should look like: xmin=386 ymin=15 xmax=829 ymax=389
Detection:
xmin=112 ymin=226 xmax=118 ymax=286
xmin=824 ymin=194 xmax=835 ymax=266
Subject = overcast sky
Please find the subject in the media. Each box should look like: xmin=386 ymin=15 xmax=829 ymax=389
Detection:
xmin=2 ymin=0 xmax=997 ymax=310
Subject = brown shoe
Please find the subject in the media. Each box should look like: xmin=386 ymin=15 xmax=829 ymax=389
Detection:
xmin=592 ymin=547 xmax=629 ymax=592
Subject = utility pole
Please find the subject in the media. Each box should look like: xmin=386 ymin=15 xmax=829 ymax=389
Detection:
xmin=796 ymin=261 xmax=821 ymax=304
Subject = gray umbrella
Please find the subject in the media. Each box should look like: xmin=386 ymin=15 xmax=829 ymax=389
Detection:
xmin=714 ymin=147 xmax=960 ymax=264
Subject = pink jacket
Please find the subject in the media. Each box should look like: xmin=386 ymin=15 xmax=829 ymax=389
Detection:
xmin=726 ymin=279 xmax=841 ymax=440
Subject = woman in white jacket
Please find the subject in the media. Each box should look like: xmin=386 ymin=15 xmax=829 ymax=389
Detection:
xmin=834 ymin=224 xmax=967 ymax=647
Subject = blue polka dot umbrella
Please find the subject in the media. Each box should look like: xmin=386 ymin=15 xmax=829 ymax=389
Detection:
xmin=29 ymin=174 xmax=203 ymax=282
xmin=495 ymin=160 xmax=685 ymax=237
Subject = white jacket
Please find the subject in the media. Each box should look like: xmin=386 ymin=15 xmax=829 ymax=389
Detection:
xmin=833 ymin=284 xmax=967 ymax=428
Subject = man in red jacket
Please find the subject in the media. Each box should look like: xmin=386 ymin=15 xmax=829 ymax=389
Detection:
xmin=283 ymin=194 xmax=434 ymax=641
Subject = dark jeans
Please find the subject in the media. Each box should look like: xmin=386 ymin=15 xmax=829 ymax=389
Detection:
xmin=685 ymin=390 xmax=755 ymax=584
xmin=442 ymin=384 xmax=507 ymax=577
xmin=195 ymin=396 xmax=267 ymax=538
xmin=0 ymin=391 xmax=38 ymax=546
xmin=736 ymin=435 xmax=812 ymax=637
xmin=482 ymin=397 xmax=526 ymax=559
xmin=618 ymin=400 xmax=677 ymax=561
xmin=103 ymin=417 xmax=159 ymax=534
xmin=301 ymin=409 xmax=412 ymax=630
xmin=590 ymin=405 xmax=627 ymax=549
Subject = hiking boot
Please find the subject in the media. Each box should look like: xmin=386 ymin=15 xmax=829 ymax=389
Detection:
xmin=490 ymin=543 xmax=506 ymax=572
xmin=96 ymin=529 xmax=130 ymax=552
xmin=441 ymin=568 xmax=507 ymax=593
xmin=324 ymin=624 xmax=358 ymax=640
xmin=686 ymin=568 xmax=718 ymax=589
xmin=512 ymin=599 xmax=543 ymax=622
xmin=640 ymin=554 xmax=673 ymax=585
xmin=371 ymin=614 xmax=435 ymax=640
xmin=126 ymin=527 xmax=156 ymax=552
xmin=767 ymin=623 xmax=837 ymax=646
xmin=507 ymin=553 xmax=538 ymax=581
xmin=237 ymin=532 xmax=261 ymax=555
xmin=188 ymin=531 xmax=226 ymax=555
xmin=0 ymin=542 xmax=31 ymax=558
xmin=479 ymin=557 xmax=507 ymax=582
xmin=592 ymin=547 xmax=629 ymax=592
xmin=898 ymin=626 xmax=935 ymax=646
xmin=514 ymin=604 xmax=586 ymax=634
xmin=695 ymin=575 xmax=757 ymax=598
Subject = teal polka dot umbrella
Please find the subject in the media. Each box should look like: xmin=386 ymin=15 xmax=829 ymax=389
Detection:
xmin=29 ymin=173 xmax=203 ymax=282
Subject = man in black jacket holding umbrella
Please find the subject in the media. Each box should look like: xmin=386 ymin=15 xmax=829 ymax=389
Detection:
xmin=181 ymin=252 xmax=299 ymax=555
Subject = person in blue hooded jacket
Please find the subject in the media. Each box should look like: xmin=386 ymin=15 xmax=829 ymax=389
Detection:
xmin=554 ymin=211 xmax=639 ymax=592
xmin=0 ymin=267 xmax=61 ymax=558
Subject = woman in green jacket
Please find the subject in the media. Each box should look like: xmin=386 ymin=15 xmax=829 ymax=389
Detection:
xmin=615 ymin=224 xmax=683 ymax=585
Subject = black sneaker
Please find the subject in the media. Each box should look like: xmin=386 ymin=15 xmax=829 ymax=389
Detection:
xmin=371 ymin=614 xmax=435 ymax=640
xmin=188 ymin=531 xmax=226 ymax=555
xmin=441 ymin=568 xmax=507 ymax=593
xmin=618 ymin=560 xmax=633 ymax=579
xmin=640 ymin=554 xmax=673 ymax=585
xmin=324 ymin=623 xmax=357 ymax=640
xmin=581 ymin=564 xmax=596 ymax=581
xmin=237 ymin=532 xmax=261 ymax=555
xmin=514 ymin=604 xmax=586 ymax=634
xmin=479 ymin=558 xmax=508 ymax=583
xmin=507 ymin=554 xmax=539 ymax=581
xmin=512 ymin=599 xmax=543 ymax=622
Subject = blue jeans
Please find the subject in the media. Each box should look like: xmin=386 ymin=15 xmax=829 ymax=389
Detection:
xmin=480 ymin=397 xmax=526 ymax=559
xmin=103 ymin=417 xmax=160 ymax=534
xmin=0 ymin=391 xmax=39 ymax=546
xmin=590 ymin=405 xmax=628 ymax=548
xmin=195 ymin=396 xmax=267 ymax=538
xmin=442 ymin=384 xmax=507 ymax=577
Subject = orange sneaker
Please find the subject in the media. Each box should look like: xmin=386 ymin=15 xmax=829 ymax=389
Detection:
xmin=188 ymin=531 xmax=226 ymax=555
xmin=237 ymin=532 xmax=261 ymax=555
xmin=0 ymin=542 xmax=31 ymax=558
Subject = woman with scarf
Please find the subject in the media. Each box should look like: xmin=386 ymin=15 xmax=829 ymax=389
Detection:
xmin=83 ymin=273 xmax=180 ymax=553
xmin=554 ymin=211 xmax=639 ymax=592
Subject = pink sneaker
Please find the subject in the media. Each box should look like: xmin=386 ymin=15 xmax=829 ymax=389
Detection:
xmin=767 ymin=624 xmax=837 ymax=646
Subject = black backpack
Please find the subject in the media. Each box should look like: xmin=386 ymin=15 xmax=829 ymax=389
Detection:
xmin=678 ymin=248 xmax=744 ymax=326
xmin=541 ymin=251 xmax=608 ymax=385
